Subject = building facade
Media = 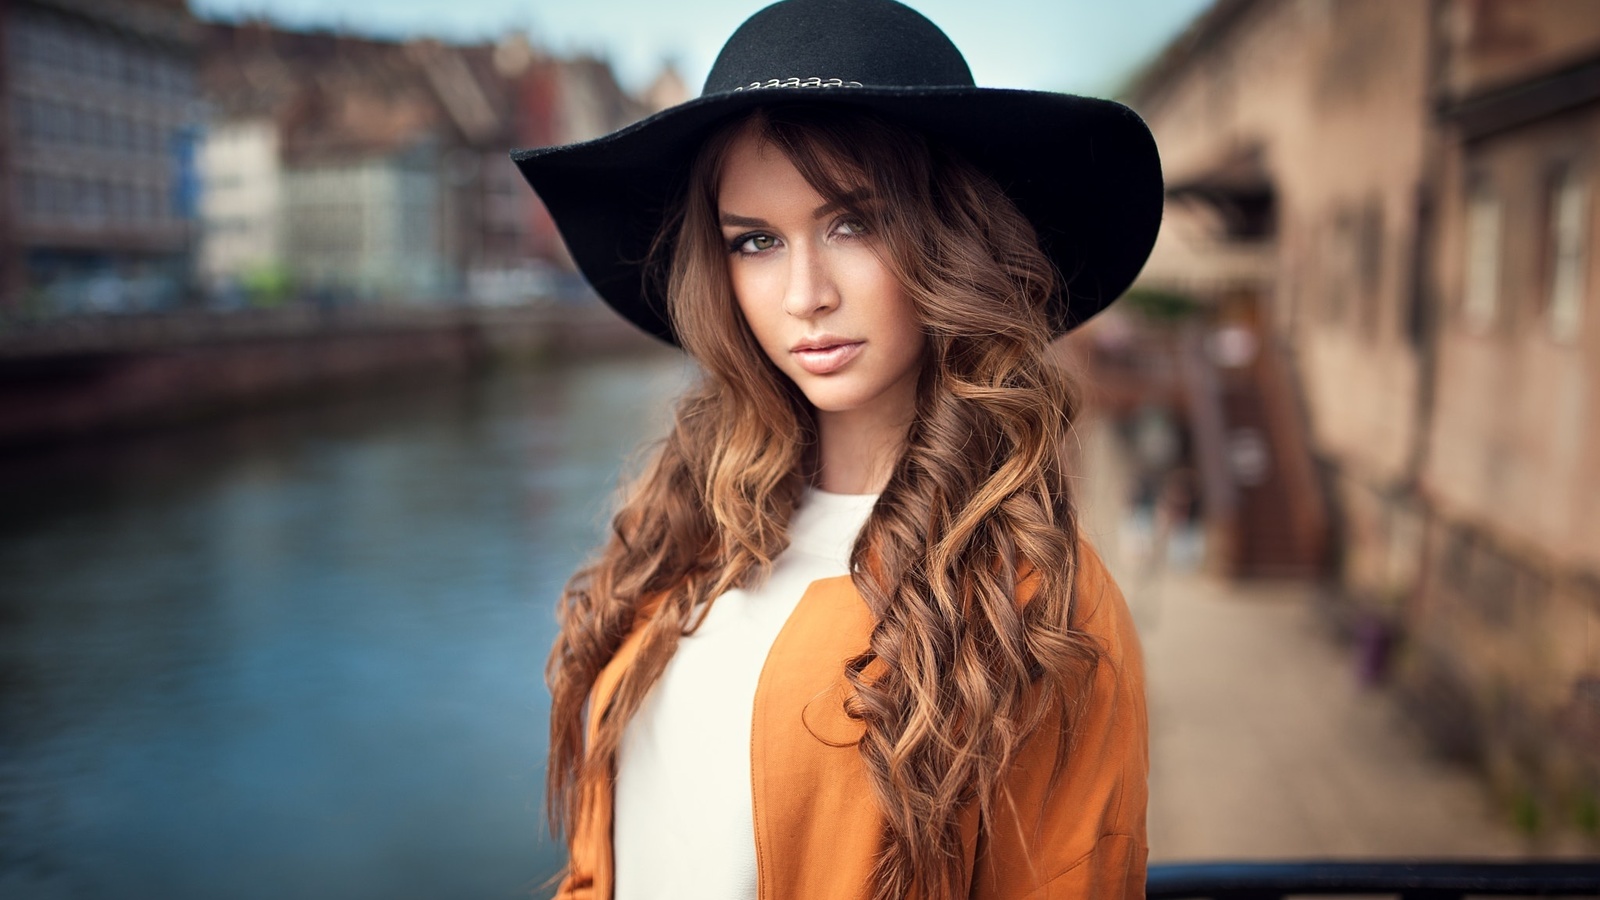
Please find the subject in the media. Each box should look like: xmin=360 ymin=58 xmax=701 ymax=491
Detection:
xmin=1420 ymin=0 xmax=1600 ymax=822
xmin=197 ymin=117 xmax=282 ymax=304
xmin=198 ymin=23 xmax=669 ymax=307
xmin=200 ymin=25 xmax=508 ymax=305
xmin=281 ymin=144 xmax=444 ymax=302
xmin=3 ymin=0 xmax=202 ymax=315
xmin=1126 ymin=0 xmax=1600 ymax=829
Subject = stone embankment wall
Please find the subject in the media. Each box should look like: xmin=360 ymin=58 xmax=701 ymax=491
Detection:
xmin=0 ymin=302 xmax=658 ymax=449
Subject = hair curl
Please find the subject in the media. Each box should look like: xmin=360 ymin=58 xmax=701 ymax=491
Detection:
xmin=545 ymin=104 xmax=1099 ymax=900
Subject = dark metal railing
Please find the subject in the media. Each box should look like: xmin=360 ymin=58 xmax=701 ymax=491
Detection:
xmin=1147 ymin=861 xmax=1600 ymax=899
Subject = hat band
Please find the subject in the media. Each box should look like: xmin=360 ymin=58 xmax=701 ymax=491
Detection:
xmin=733 ymin=76 xmax=865 ymax=91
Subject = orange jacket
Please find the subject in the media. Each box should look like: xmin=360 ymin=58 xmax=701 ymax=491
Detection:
xmin=556 ymin=542 xmax=1148 ymax=899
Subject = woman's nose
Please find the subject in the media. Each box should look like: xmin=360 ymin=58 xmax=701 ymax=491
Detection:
xmin=782 ymin=243 xmax=839 ymax=318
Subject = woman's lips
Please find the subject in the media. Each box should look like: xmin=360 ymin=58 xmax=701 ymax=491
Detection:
xmin=792 ymin=341 xmax=864 ymax=375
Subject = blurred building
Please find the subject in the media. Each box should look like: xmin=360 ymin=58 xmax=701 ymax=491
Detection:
xmin=201 ymin=24 xmax=512 ymax=305
xmin=1 ymin=0 xmax=202 ymax=315
xmin=199 ymin=23 xmax=672 ymax=308
xmin=198 ymin=115 xmax=281 ymax=305
xmin=497 ymin=34 xmax=685 ymax=268
xmin=1125 ymin=0 xmax=1599 ymax=824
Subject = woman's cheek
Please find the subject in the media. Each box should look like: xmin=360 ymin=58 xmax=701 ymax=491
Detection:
xmin=732 ymin=273 xmax=786 ymax=358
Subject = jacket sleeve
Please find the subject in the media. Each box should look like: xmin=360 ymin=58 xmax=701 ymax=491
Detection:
xmin=969 ymin=543 xmax=1150 ymax=900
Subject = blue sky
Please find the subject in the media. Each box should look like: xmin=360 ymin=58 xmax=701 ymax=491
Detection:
xmin=190 ymin=0 xmax=1212 ymax=96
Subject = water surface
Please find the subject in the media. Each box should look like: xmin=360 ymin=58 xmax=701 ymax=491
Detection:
xmin=0 ymin=353 xmax=693 ymax=899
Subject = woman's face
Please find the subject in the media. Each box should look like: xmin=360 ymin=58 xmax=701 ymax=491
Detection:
xmin=718 ymin=129 xmax=925 ymax=423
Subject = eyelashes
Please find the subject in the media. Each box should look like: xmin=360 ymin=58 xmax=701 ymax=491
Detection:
xmin=725 ymin=217 xmax=872 ymax=257
xmin=833 ymin=216 xmax=869 ymax=237
xmin=729 ymin=232 xmax=778 ymax=256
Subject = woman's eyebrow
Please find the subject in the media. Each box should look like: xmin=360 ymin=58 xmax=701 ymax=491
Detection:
xmin=719 ymin=211 xmax=768 ymax=228
xmin=814 ymin=190 xmax=872 ymax=218
xmin=721 ymin=191 xmax=874 ymax=228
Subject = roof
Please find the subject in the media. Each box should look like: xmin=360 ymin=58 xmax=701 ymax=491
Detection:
xmin=200 ymin=21 xmax=515 ymax=164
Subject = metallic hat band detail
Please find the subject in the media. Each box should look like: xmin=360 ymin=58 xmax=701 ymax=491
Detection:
xmin=733 ymin=77 xmax=865 ymax=91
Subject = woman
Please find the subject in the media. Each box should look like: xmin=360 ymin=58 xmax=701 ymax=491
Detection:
xmin=512 ymin=1 xmax=1161 ymax=898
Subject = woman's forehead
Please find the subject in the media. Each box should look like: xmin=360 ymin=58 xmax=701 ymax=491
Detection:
xmin=717 ymin=130 xmax=827 ymax=213
xmin=714 ymin=124 xmax=871 ymax=210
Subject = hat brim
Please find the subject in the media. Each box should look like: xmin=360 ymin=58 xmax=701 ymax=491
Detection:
xmin=512 ymin=86 xmax=1163 ymax=345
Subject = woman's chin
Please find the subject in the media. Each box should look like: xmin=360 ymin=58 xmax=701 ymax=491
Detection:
xmin=796 ymin=383 xmax=864 ymax=415
xmin=790 ymin=367 xmax=920 ymax=421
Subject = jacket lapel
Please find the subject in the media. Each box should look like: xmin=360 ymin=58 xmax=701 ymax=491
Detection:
xmin=752 ymin=574 xmax=883 ymax=899
xmin=582 ymin=566 xmax=1047 ymax=899
xmin=581 ymin=611 xmax=658 ymax=900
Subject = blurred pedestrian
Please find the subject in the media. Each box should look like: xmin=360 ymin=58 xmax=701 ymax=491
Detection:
xmin=515 ymin=1 xmax=1161 ymax=897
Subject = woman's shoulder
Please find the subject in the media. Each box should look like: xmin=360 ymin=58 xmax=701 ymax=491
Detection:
xmin=1014 ymin=535 xmax=1139 ymax=665
xmin=1069 ymin=539 xmax=1140 ymax=665
xmin=973 ymin=536 xmax=1148 ymax=898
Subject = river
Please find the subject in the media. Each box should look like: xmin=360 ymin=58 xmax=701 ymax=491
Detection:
xmin=0 ymin=352 xmax=694 ymax=899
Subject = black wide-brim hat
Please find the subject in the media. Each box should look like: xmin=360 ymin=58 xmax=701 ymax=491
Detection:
xmin=511 ymin=0 xmax=1163 ymax=345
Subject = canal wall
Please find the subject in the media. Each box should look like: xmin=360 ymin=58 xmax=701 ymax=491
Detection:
xmin=0 ymin=302 xmax=662 ymax=449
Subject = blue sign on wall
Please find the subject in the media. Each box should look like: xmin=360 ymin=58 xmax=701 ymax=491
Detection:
xmin=170 ymin=124 xmax=202 ymax=221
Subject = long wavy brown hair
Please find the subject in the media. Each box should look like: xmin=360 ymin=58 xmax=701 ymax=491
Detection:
xmin=545 ymin=104 xmax=1100 ymax=899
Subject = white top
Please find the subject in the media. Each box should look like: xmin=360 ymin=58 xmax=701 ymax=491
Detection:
xmin=612 ymin=487 xmax=879 ymax=900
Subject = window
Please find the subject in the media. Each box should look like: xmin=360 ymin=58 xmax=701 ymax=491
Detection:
xmin=63 ymin=103 xmax=81 ymax=145
xmin=1544 ymin=163 xmax=1589 ymax=343
xmin=10 ymin=95 xmax=29 ymax=140
xmin=40 ymin=98 xmax=64 ymax=142
xmin=7 ymin=15 xmax=33 ymax=64
xmin=1463 ymin=179 xmax=1501 ymax=332
xmin=1322 ymin=212 xmax=1353 ymax=325
xmin=38 ymin=174 xmax=59 ymax=217
xmin=68 ymin=29 xmax=91 ymax=75
xmin=154 ymin=58 xmax=180 ymax=95
xmin=63 ymin=178 xmax=80 ymax=219
xmin=13 ymin=173 xmax=31 ymax=217
xmin=39 ymin=20 xmax=67 ymax=75
xmin=106 ymin=44 xmax=126 ymax=83
xmin=138 ymin=184 xmax=158 ymax=221
xmin=20 ymin=96 xmax=41 ymax=142
xmin=1355 ymin=199 xmax=1384 ymax=338
xmin=86 ymin=179 xmax=107 ymax=221
xmin=29 ymin=173 xmax=46 ymax=218
xmin=111 ymin=182 xmax=133 ymax=221
xmin=127 ymin=49 xmax=148 ymax=91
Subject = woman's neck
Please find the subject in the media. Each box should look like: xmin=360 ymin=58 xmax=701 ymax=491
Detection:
xmin=813 ymin=405 xmax=913 ymax=495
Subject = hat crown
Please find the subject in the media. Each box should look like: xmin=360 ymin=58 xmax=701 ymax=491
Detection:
xmin=703 ymin=0 xmax=975 ymax=95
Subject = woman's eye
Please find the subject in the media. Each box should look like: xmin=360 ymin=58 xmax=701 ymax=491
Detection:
xmin=733 ymin=233 xmax=777 ymax=254
xmin=834 ymin=217 xmax=868 ymax=237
